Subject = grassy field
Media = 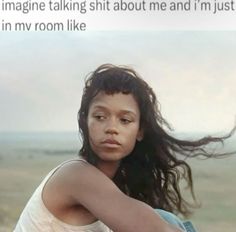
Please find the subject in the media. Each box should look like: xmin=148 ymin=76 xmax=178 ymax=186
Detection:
xmin=185 ymin=157 xmax=236 ymax=232
xmin=0 ymin=133 xmax=235 ymax=231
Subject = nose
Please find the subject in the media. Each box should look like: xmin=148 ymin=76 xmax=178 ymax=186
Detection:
xmin=105 ymin=118 xmax=118 ymax=134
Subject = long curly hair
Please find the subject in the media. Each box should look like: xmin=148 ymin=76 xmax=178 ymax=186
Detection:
xmin=78 ymin=64 xmax=236 ymax=217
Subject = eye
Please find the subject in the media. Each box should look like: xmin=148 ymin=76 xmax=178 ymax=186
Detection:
xmin=120 ymin=118 xmax=132 ymax=124
xmin=94 ymin=115 xmax=106 ymax=121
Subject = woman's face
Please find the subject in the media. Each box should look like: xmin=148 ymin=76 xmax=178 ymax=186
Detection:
xmin=87 ymin=92 xmax=143 ymax=162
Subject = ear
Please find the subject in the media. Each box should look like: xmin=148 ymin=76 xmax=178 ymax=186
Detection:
xmin=136 ymin=128 xmax=144 ymax=142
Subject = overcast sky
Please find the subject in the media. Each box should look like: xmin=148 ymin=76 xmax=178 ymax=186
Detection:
xmin=0 ymin=31 xmax=236 ymax=133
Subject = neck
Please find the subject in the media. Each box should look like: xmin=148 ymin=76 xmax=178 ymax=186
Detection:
xmin=96 ymin=160 xmax=120 ymax=179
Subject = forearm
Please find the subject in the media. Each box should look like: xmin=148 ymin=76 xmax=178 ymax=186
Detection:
xmin=103 ymin=195 xmax=183 ymax=232
xmin=128 ymin=199 xmax=183 ymax=232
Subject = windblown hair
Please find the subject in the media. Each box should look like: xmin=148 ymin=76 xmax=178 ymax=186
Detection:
xmin=78 ymin=64 xmax=236 ymax=217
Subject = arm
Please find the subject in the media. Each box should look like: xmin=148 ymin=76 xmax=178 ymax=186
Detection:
xmin=50 ymin=161 xmax=183 ymax=232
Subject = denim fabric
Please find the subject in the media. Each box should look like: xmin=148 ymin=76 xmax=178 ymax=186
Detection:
xmin=155 ymin=209 xmax=197 ymax=232
xmin=182 ymin=221 xmax=198 ymax=232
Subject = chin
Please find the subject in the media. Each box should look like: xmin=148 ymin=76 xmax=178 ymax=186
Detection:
xmin=97 ymin=152 xmax=127 ymax=162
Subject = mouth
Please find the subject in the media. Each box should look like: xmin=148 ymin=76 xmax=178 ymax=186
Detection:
xmin=101 ymin=139 xmax=121 ymax=148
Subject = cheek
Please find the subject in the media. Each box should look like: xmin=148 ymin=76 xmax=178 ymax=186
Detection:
xmin=87 ymin=120 xmax=93 ymax=133
xmin=87 ymin=120 xmax=102 ymax=141
xmin=87 ymin=118 xmax=97 ymax=132
xmin=125 ymin=127 xmax=140 ymax=146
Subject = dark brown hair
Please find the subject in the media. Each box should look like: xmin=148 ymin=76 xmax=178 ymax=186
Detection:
xmin=78 ymin=64 xmax=235 ymax=217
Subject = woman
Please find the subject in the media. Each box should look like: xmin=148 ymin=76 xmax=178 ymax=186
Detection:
xmin=15 ymin=64 xmax=234 ymax=231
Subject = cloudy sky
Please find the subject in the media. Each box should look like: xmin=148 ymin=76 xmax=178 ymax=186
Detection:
xmin=0 ymin=31 xmax=236 ymax=133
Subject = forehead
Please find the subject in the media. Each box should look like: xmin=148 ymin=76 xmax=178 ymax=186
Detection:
xmin=89 ymin=92 xmax=140 ymax=114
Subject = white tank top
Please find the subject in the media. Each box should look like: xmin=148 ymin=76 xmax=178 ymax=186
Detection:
xmin=14 ymin=159 xmax=113 ymax=232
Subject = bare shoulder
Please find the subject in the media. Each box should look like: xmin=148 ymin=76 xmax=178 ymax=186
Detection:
xmin=42 ymin=160 xmax=118 ymax=208
xmin=51 ymin=160 xmax=118 ymax=193
xmin=59 ymin=160 xmax=121 ymax=203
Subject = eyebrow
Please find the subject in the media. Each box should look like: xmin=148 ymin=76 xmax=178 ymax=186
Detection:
xmin=91 ymin=105 xmax=137 ymax=116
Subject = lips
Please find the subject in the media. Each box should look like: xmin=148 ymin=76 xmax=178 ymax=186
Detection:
xmin=102 ymin=139 xmax=120 ymax=145
xmin=101 ymin=139 xmax=121 ymax=148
